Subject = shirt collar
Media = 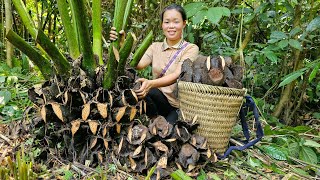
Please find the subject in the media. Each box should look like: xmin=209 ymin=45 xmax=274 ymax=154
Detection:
xmin=162 ymin=38 xmax=184 ymax=51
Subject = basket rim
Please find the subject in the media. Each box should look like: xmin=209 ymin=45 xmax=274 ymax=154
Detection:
xmin=178 ymin=80 xmax=247 ymax=95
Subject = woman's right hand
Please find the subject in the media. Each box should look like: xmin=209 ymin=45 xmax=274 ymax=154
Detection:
xmin=109 ymin=27 xmax=125 ymax=41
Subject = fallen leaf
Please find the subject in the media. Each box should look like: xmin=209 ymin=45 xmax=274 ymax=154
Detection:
xmin=133 ymin=145 xmax=142 ymax=157
xmin=97 ymin=103 xmax=108 ymax=118
xmin=129 ymin=156 xmax=137 ymax=170
xmin=82 ymin=103 xmax=91 ymax=120
xmin=152 ymin=141 xmax=168 ymax=152
xmin=88 ymin=120 xmax=99 ymax=135
xmin=90 ymin=137 xmax=98 ymax=149
xmin=40 ymin=105 xmax=46 ymax=123
xmin=71 ymin=120 xmax=81 ymax=137
xmin=51 ymin=103 xmax=64 ymax=122
xmin=113 ymin=46 xmax=120 ymax=62
xmin=157 ymin=156 xmax=167 ymax=169
xmin=118 ymin=137 xmax=124 ymax=154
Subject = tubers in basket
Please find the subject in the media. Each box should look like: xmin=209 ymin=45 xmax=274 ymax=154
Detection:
xmin=180 ymin=55 xmax=244 ymax=89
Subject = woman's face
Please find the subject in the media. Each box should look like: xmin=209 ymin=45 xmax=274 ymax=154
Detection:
xmin=162 ymin=9 xmax=186 ymax=46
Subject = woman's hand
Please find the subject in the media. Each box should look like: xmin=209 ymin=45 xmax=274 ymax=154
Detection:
xmin=134 ymin=78 xmax=154 ymax=99
xmin=109 ymin=27 xmax=125 ymax=45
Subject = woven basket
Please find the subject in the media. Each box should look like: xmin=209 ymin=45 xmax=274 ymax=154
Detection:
xmin=178 ymin=81 xmax=247 ymax=153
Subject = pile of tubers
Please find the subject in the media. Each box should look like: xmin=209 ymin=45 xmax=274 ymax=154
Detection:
xmin=180 ymin=55 xmax=244 ymax=89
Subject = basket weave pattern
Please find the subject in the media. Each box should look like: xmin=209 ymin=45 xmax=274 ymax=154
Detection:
xmin=178 ymin=81 xmax=246 ymax=153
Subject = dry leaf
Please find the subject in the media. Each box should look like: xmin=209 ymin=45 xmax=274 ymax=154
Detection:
xmin=116 ymin=124 xmax=121 ymax=134
xmin=133 ymin=145 xmax=142 ymax=157
xmin=140 ymin=132 xmax=146 ymax=143
xmin=130 ymin=107 xmax=137 ymax=121
xmin=97 ymin=103 xmax=108 ymax=118
xmin=144 ymin=150 xmax=148 ymax=167
xmin=102 ymin=127 xmax=108 ymax=137
xmin=152 ymin=126 xmax=157 ymax=135
xmin=165 ymin=138 xmax=176 ymax=142
xmin=152 ymin=141 xmax=168 ymax=152
xmin=129 ymin=156 xmax=137 ymax=170
xmin=118 ymin=137 xmax=124 ymax=154
xmin=157 ymin=156 xmax=167 ymax=169
xmin=88 ymin=120 xmax=99 ymax=135
xmin=116 ymin=107 xmax=126 ymax=122
xmin=206 ymin=56 xmax=211 ymax=71
xmin=51 ymin=103 xmax=64 ymax=122
xmin=188 ymin=164 xmax=195 ymax=172
xmin=191 ymin=136 xmax=196 ymax=146
xmin=219 ymin=55 xmax=225 ymax=70
xmin=82 ymin=103 xmax=91 ymax=120
xmin=97 ymin=152 xmax=103 ymax=163
xmin=90 ymin=137 xmax=98 ymax=149
xmin=104 ymin=139 xmax=109 ymax=150
xmin=71 ymin=120 xmax=81 ymax=137
xmin=79 ymin=91 xmax=87 ymax=104
xmin=127 ymin=127 xmax=132 ymax=143
xmin=201 ymin=139 xmax=207 ymax=149
xmin=63 ymin=91 xmax=68 ymax=105
xmin=176 ymin=126 xmax=181 ymax=137
xmin=207 ymin=148 xmax=212 ymax=158
xmin=213 ymin=152 xmax=218 ymax=163
xmin=40 ymin=105 xmax=46 ymax=123
xmin=113 ymin=46 xmax=120 ymax=62
xmin=156 ymin=170 xmax=160 ymax=180
xmin=176 ymin=162 xmax=183 ymax=170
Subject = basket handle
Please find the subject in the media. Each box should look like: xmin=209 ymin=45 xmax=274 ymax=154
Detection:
xmin=218 ymin=95 xmax=264 ymax=159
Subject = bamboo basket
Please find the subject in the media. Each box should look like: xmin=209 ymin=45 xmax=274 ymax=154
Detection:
xmin=178 ymin=81 xmax=247 ymax=153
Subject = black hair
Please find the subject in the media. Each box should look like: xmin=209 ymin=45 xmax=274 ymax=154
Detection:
xmin=161 ymin=4 xmax=187 ymax=22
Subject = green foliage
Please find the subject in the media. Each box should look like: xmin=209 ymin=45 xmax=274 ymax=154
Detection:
xmin=0 ymin=63 xmax=42 ymax=122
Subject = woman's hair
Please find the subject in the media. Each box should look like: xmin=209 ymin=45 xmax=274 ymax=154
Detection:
xmin=161 ymin=4 xmax=187 ymax=22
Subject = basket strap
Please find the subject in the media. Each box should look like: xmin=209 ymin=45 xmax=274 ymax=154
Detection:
xmin=218 ymin=95 xmax=264 ymax=159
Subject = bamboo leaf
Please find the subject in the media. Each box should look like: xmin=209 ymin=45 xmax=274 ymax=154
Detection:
xmin=278 ymin=68 xmax=307 ymax=87
xmin=51 ymin=103 xmax=64 ymax=122
xmin=82 ymin=103 xmax=91 ymax=120
xmin=299 ymin=146 xmax=318 ymax=164
xmin=71 ymin=120 xmax=81 ymax=136
xmin=122 ymin=0 xmax=134 ymax=30
xmin=88 ymin=120 xmax=99 ymax=135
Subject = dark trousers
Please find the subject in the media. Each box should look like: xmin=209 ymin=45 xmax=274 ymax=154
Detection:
xmin=145 ymin=88 xmax=178 ymax=124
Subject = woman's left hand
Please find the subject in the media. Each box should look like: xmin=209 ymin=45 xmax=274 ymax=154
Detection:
xmin=134 ymin=78 xmax=154 ymax=99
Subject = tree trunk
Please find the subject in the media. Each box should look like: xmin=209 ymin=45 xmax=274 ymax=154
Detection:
xmin=272 ymin=5 xmax=303 ymax=124
xmin=5 ymin=0 xmax=13 ymax=67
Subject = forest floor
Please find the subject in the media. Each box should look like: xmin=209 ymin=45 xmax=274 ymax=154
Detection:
xmin=0 ymin=116 xmax=319 ymax=180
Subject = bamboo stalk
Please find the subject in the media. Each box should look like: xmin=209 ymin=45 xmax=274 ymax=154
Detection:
xmin=103 ymin=0 xmax=128 ymax=89
xmin=117 ymin=32 xmax=136 ymax=76
xmin=130 ymin=30 xmax=153 ymax=67
xmin=36 ymin=29 xmax=70 ymax=77
xmin=12 ymin=0 xmax=36 ymax=38
xmin=92 ymin=0 xmax=103 ymax=65
xmin=70 ymin=0 xmax=96 ymax=78
xmin=5 ymin=0 xmax=13 ymax=67
xmin=6 ymin=30 xmax=53 ymax=79
xmin=57 ymin=0 xmax=80 ymax=60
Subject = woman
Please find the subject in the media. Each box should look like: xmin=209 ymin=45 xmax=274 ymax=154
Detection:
xmin=110 ymin=4 xmax=199 ymax=124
